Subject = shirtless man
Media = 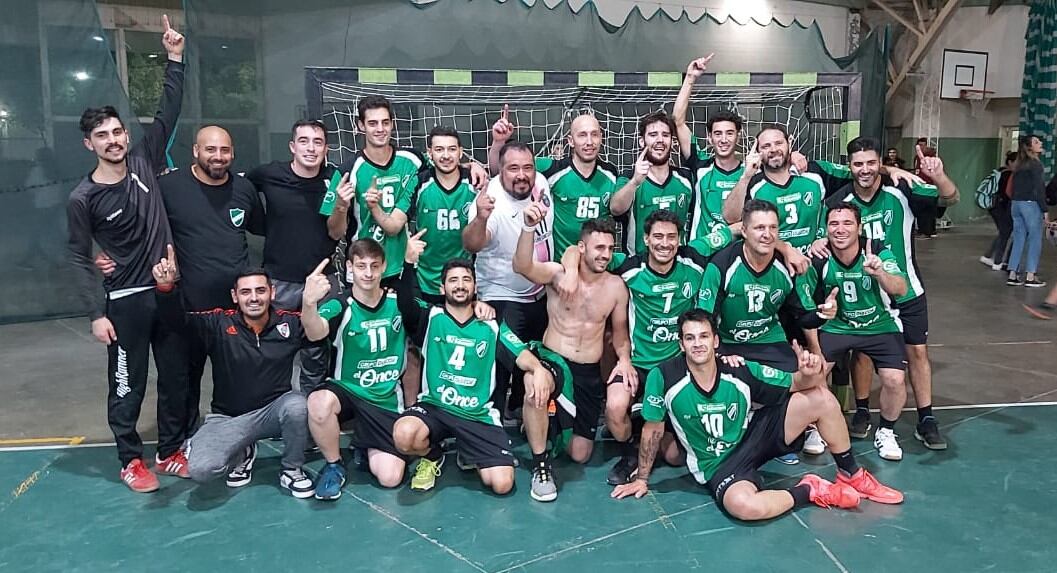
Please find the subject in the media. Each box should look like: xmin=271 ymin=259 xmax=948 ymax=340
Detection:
xmin=512 ymin=214 xmax=635 ymax=502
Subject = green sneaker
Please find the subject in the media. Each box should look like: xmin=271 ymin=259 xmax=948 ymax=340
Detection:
xmin=410 ymin=457 xmax=444 ymax=491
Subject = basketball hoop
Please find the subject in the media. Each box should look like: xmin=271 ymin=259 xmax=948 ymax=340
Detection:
xmin=960 ymin=89 xmax=995 ymax=118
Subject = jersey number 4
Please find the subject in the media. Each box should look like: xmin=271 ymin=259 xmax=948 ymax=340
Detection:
xmin=576 ymin=196 xmax=600 ymax=219
xmin=448 ymin=346 xmax=466 ymax=370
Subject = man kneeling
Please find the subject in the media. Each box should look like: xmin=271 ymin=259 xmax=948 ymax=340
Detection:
xmin=612 ymin=309 xmax=901 ymax=521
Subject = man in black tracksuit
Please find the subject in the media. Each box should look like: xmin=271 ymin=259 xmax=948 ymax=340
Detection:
xmin=153 ymin=252 xmax=315 ymax=498
xmin=65 ymin=17 xmax=190 ymax=492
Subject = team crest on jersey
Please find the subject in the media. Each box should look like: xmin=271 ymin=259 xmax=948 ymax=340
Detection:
xmin=884 ymin=210 xmax=894 ymax=226
xmin=682 ymin=282 xmax=693 ymax=299
xmin=475 ymin=340 xmax=488 ymax=358
xmin=769 ymin=289 xmax=784 ymax=305
xmin=392 ymin=315 xmax=403 ymax=332
xmin=461 ymin=202 xmax=473 ymax=217
xmin=678 ymin=194 xmax=687 ymax=207
xmin=802 ymin=192 xmax=813 ymax=207
xmin=862 ymin=276 xmax=873 ymax=291
xmin=727 ymin=402 xmax=738 ymax=421
xmin=602 ymin=192 xmax=612 ymax=206
xmin=229 ymin=208 xmax=245 ymax=227
xmin=277 ymin=323 xmax=290 ymax=338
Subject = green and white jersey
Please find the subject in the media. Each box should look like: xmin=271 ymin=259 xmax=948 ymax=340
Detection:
xmin=317 ymin=291 xmax=407 ymax=413
xmin=615 ymin=167 xmax=695 ymax=255
xmin=797 ymin=238 xmax=906 ymax=335
xmin=746 ymin=160 xmax=853 ymax=251
xmin=824 ymin=176 xmax=938 ymax=303
xmin=684 ymin=140 xmax=744 ymax=239
xmin=417 ymin=306 xmax=528 ymax=426
xmin=341 ymin=148 xmax=425 ymax=278
xmin=641 ymin=354 xmax=791 ymax=484
xmin=536 ymin=157 xmax=619 ymax=256
xmin=412 ymin=168 xmax=475 ymax=296
xmin=698 ymin=241 xmax=818 ymax=345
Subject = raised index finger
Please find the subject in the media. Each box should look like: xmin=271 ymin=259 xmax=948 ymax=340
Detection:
xmin=411 ymin=228 xmax=428 ymax=240
xmin=166 ymin=243 xmax=175 ymax=261
xmin=865 ymin=239 xmax=872 ymax=257
xmin=312 ymin=258 xmax=330 ymax=275
xmin=638 ymin=146 xmax=649 ymax=162
xmin=501 ymin=104 xmax=509 ymax=122
xmin=162 ymin=14 xmax=172 ymax=32
xmin=915 ymin=144 xmax=925 ymax=160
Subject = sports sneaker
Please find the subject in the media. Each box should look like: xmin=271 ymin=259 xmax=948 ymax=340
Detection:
xmin=120 ymin=459 xmax=160 ymax=493
xmin=606 ymin=455 xmax=638 ymax=485
xmin=873 ymin=428 xmax=903 ymax=461
xmin=775 ymin=452 xmax=800 ymax=465
xmin=531 ymin=460 xmax=558 ymax=502
xmin=350 ymin=447 xmax=368 ymax=471
xmin=280 ymin=468 xmax=315 ymax=499
xmin=226 ymin=443 xmax=257 ymax=488
xmin=836 ymin=467 xmax=903 ymax=504
xmin=914 ymin=416 xmax=948 ymax=450
xmin=1007 ymin=274 xmax=1025 ymax=286
xmin=1024 ymin=278 xmax=1047 ymax=288
xmin=314 ymin=461 xmax=347 ymax=500
xmin=849 ymin=409 xmax=872 ymax=439
xmin=796 ymin=474 xmax=860 ymax=509
xmin=802 ymin=428 xmax=827 ymax=455
xmin=410 ymin=457 xmax=444 ymax=492
xmin=1024 ymin=302 xmax=1057 ymax=320
xmin=979 ymin=256 xmax=994 ymax=267
xmin=154 ymin=449 xmax=190 ymax=478
xmin=991 ymin=262 xmax=1004 ymax=271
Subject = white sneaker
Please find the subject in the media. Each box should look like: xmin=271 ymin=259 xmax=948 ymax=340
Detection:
xmin=991 ymin=263 xmax=1004 ymax=271
xmin=802 ymin=427 xmax=827 ymax=455
xmin=979 ymin=256 xmax=994 ymax=266
xmin=874 ymin=427 xmax=903 ymax=461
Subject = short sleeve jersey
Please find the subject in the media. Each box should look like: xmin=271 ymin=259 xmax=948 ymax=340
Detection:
xmin=697 ymin=241 xmax=814 ymax=345
xmin=536 ymin=157 xmax=619 ymax=255
xmin=341 ymin=148 xmax=425 ymax=279
xmin=615 ymin=167 xmax=695 ymax=256
xmin=412 ymin=168 xmax=476 ymax=296
xmin=797 ymin=238 xmax=906 ymax=335
xmin=418 ymin=306 xmax=527 ymax=426
xmin=746 ymin=160 xmax=853 ymax=251
xmin=824 ymin=176 xmax=938 ymax=303
xmin=641 ymin=354 xmax=792 ymax=484
xmin=317 ymin=291 xmax=407 ymax=413
xmin=684 ymin=139 xmax=744 ymax=239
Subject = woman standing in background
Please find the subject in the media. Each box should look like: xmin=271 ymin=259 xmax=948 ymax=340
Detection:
xmin=1006 ymin=135 xmax=1048 ymax=288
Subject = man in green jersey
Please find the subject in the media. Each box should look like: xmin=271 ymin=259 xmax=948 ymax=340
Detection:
xmin=699 ymin=200 xmax=837 ymax=372
xmin=514 ymin=217 xmax=636 ymax=502
xmin=673 ymin=55 xmax=748 ymax=238
xmin=392 ymin=259 xmax=555 ymax=496
xmin=611 ymin=310 xmax=903 ymax=521
xmin=611 ymin=112 xmax=695 ymax=255
xmin=799 ymin=204 xmax=910 ymax=461
xmin=412 ymin=126 xmax=476 ymax=304
xmin=303 ymin=239 xmax=419 ymax=499
xmin=489 ymin=106 xmax=620 ymax=255
xmin=563 ymin=210 xmax=733 ymax=484
xmin=815 ymin=137 xmax=959 ymax=450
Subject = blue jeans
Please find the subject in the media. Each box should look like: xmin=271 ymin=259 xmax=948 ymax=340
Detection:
xmin=1008 ymin=201 xmax=1045 ymax=274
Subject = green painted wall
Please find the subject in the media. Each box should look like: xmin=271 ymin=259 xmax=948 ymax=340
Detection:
xmin=898 ymin=137 xmax=1001 ymax=223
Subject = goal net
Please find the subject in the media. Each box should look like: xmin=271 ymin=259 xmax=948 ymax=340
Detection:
xmin=306 ymin=68 xmax=862 ymax=173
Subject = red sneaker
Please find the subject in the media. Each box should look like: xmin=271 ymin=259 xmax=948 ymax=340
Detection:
xmin=797 ymin=474 xmax=860 ymax=509
xmin=120 ymin=459 xmax=160 ymax=493
xmin=154 ymin=449 xmax=190 ymax=478
xmin=837 ymin=468 xmax=903 ymax=504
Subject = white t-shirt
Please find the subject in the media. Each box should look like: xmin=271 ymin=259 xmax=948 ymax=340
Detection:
xmin=468 ymin=173 xmax=554 ymax=303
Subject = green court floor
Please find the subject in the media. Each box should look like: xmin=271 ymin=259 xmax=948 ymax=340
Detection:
xmin=2 ymin=403 xmax=1054 ymax=573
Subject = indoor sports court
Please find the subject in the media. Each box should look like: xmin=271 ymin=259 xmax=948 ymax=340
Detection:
xmin=2 ymin=0 xmax=1055 ymax=571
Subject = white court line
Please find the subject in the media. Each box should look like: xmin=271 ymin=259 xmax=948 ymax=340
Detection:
xmin=792 ymin=513 xmax=850 ymax=573
xmin=928 ymin=340 xmax=1052 ymax=348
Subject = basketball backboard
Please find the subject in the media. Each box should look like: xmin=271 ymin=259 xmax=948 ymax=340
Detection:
xmin=941 ymin=49 xmax=989 ymax=99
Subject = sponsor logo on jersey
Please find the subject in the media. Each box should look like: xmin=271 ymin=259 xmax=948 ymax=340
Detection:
xmin=696 ymin=403 xmax=725 ymax=414
xmin=776 ymin=193 xmax=802 ymax=205
xmin=475 ymin=340 xmax=488 ymax=358
xmin=716 ymin=180 xmax=737 ymax=190
xmin=709 ymin=233 xmax=724 ymax=248
xmin=727 ymin=402 xmax=738 ymax=420
xmin=651 ymin=326 xmax=677 ymax=344
xmin=446 ymin=335 xmax=476 ymax=347
xmin=651 ymin=282 xmax=677 ymax=294
xmin=229 ymin=208 xmax=245 ymax=227
xmin=437 ymin=385 xmax=480 ymax=408
xmin=277 ymin=323 xmax=290 ymax=338
xmin=357 ymin=356 xmax=399 ymax=369
xmin=882 ymin=260 xmax=899 ymax=274
xmin=106 ymin=209 xmax=124 ymax=222
xmin=761 ymin=365 xmax=778 ymax=378
xmin=356 ymin=368 xmax=401 ymax=388
xmin=646 ymin=395 xmax=664 ymax=408
xmin=701 ymin=287 xmax=714 ymax=302
xmin=226 ymin=325 xmax=238 ymax=336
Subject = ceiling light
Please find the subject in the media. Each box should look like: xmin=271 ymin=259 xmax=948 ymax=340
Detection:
xmin=73 ymin=71 xmax=90 ymax=81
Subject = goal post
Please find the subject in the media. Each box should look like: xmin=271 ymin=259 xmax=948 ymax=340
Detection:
xmin=305 ymin=66 xmax=862 ymax=175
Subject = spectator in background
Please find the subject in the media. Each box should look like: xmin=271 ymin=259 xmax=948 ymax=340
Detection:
xmin=1006 ymin=135 xmax=1048 ymax=288
xmin=883 ymin=148 xmax=906 ymax=169
xmin=981 ymin=152 xmax=1017 ymax=271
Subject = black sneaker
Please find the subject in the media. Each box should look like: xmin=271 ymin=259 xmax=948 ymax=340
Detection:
xmin=914 ymin=416 xmax=948 ymax=450
xmin=606 ymin=455 xmax=638 ymax=486
xmin=1024 ymin=278 xmax=1047 ymax=288
xmin=1007 ymin=274 xmax=1025 ymax=286
xmin=849 ymin=409 xmax=872 ymax=439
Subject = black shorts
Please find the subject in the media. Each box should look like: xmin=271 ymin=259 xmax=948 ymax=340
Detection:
xmin=400 ymin=403 xmax=516 ymax=468
xmin=705 ymin=395 xmax=805 ymax=511
xmin=893 ymin=294 xmax=929 ymax=346
xmin=778 ymin=307 xmax=809 ymax=346
xmin=531 ymin=343 xmax=603 ymax=441
xmin=819 ymin=331 xmax=906 ymax=371
xmin=718 ymin=341 xmax=798 ymax=373
xmin=316 ymin=383 xmax=408 ymax=460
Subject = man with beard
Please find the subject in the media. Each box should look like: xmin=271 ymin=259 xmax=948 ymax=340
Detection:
xmin=611 ymin=112 xmax=695 ymax=255
xmin=392 ymin=260 xmax=555 ymax=495
xmin=815 ymin=137 xmax=959 ymax=450
xmin=673 ymin=55 xmax=748 ymax=238
xmin=611 ymin=310 xmax=902 ymax=520
xmin=66 ymin=15 xmax=188 ymax=492
xmin=799 ymin=203 xmax=910 ymax=461
xmin=152 ymin=250 xmax=315 ymax=498
xmin=513 ymin=216 xmax=636 ymax=502
xmin=463 ymin=141 xmax=553 ymax=421
xmin=489 ymin=107 xmax=620 ymax=256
